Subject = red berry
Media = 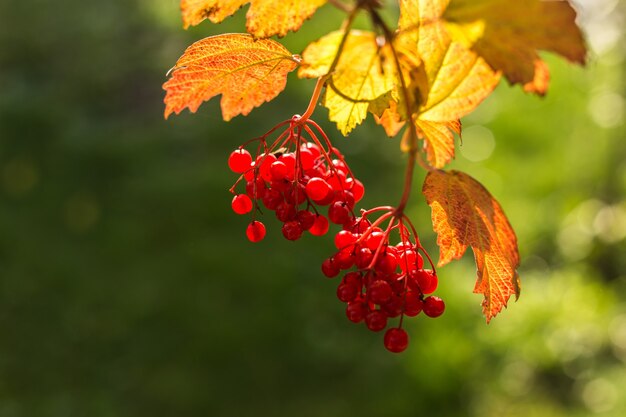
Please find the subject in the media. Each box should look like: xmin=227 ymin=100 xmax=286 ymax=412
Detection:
xmin=228 ymin=149 xmax=252 ymax=173
xmin=246 ymin=221 xmax=266 ymax=243
xmin=231 ymin=194 xmax=253 ymax=215
xmin=334 ymin=247 xmax=355 ymax=270
xmin=246 ymin=178 xmax=266 ymax=199
xmin=285 ymin=183 xmax=306 ymax=205
xmin=416 ymin=269 xmax=438 ymax=295
xmin=280 ymin=152 xmax=296 ymax=171
xmin=270 ymin=178 xmax=290 ymax=192
xmin=262 ymin=189 xmax=283 ymax=210
xmin=313 ymin=189 xmax=336 ymax=206
xmin=423 ymin=296 xmax=445 ymax=318
xmin=346 ymin=301 xmax=367 ymax=323
xmin=349 ymin=178 xmax=365 ymax=202
xmin=296 ymin=210 xmax=315 ymax=231
xmin=365 ymin=231 xmax=385 ymax=251
xmin=309 ymin=215 xmax=329 ymax=236
xmin=331 ymin=158 xmax=347 ymax=173
xmin=404 ymin=291 xmax=424 ymax=317
xmin=305 ymin=177 xmax=332 ymax=201
xmin=354 ymin=247 xmax=373 ymax=269
xmin=365 ymin=310 xmax=388 ymax=332
xmin=275 ymin=202 xmax=296 ymax=222
xmin=337 ymin=282 xmax=359 ymax=303
xmin=381 ymin=295 xmax=403 ymax=317
xmin=282 ymin=221 xmax=303 ymax=241
xmin=303 ymin=142 xmax=321 ymax=159
xmin=350 ymin=217 xmax=372 ymax=234
xmin=375 ymin=251 xmax=398 ymax=274
xmin=368 ymin=280 xmax=392 ymax=304
xmin=321 ymin=258 xmax=340 ymax=278
xmin=384 ymin=328 xmax=409 ymax=353
xmin=270 ymin=160 xmax=289 ymax=181
xmin=342 ymin=271 xmax=362 ymax=287
xmin=299 ymin=147 xmax=315 ymax=170
xmin=326 ymin=172 xmax=347 ymax=191
xmin=257 ymin=154 xmax=278 ymax=182
xmin=328 ymin=201 xmax=350 ymax=224
xmin=334 ymin=230 xmax=357 ymax=249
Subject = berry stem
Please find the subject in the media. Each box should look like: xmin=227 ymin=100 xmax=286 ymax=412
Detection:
xmin=401 ymin=213 xmax=437 ymax=274
xmin=305 ymin=120 xmax=357 ymax=181
xmin=365 ymin=215 xmax=396 ymax=271
xmin=299 ymin=76 xmax=328 ymax=122
xmin=368 ymin=8 xmax=432 ymax=216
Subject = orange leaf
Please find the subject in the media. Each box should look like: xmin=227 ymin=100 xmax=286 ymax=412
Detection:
xmin=180 ymin=0 xmax=327 ymax=38
xmin=422 ymin=170 xmax=521 ymax=322
xmin=299 ymin=30 xmax=396 ymax=135
xmin=378 ymin=1 xmax=501 ymax=168
xmin=163 ymin=34 xmax=299 ymax=120
xmin=414 ymin=120 xmax=461 ymax=168
xmin=443 ymin=0 xmax=586 ymax=94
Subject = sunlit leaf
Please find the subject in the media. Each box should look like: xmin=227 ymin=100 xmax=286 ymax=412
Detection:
xmin=444 ymin=0 xmax=586 ymax=94
xmin=180 ymin=0 xmax=327 ymax=38
xmin=423 ymin=170 xmax=521 ymax=322
xmin=413 ymin=120 xmax=461 ymax=168
xmin=163 ymin=34 xmax=298 ymax=120
xmin=376 ymin=1 xmax=499 ymax=168
xmin=299 ymin=30 xmax=396 ymax=135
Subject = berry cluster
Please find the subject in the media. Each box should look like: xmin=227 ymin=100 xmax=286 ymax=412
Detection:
xmin=321 ymin=212 xmax=445 ymax=353
xmin=227 ymin=117 xmax=445 ymax=353
xmin=228 ymin=117 xmax=364 ymax=242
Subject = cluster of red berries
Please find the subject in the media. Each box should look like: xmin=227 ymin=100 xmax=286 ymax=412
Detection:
xmin=227 ymin=118 xmax=444 ymax=353
xmin=228 ymin=124 xmax=364 ymax=242
xmin=321 ymin=215 xmax=445 ymax=353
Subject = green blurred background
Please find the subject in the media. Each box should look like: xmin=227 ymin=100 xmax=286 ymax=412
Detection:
xmin=1 ymin=0 xmax=625 ymax=416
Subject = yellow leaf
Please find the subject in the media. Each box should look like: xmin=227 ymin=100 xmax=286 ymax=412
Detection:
xmin=414 ymin=120 xmax=461 ymax=168
xmin=163 ymin=34 xmax=298 ymax=120
xmin=299 ymin=30 xmax=396 ymax=135
xmin=415 ymin=21 xmax=501 ymax=121
xmin=380 ymin=1 xmax=500 ymax=168
xmin=180 ymin=0 xmax=327 ymax=38
xmin=323 ymin=87 xmax=370 ymax=136
xmin=444 ymin=0 xmax=586 ymax=94
xmin=423 ymin=170 xmax=521 ymax=322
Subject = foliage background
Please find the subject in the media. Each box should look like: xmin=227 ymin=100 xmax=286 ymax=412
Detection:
xmin=1 ymin=0 xmax=625 ymax=415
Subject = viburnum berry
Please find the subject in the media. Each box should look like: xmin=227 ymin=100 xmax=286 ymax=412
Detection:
xmin=305 ymin=177 xmax=332 ymax=201
xmin=368 ymin=279 xmax=392 ymax=304
xmin=246 ymin=221 xmax=266 ymax=243
xmin=321 ymin=257 xmax=340 ymax=278
xmin=423 ymin=296 xmax=445 ymax=318
xmin=231 ymin=194 xmax=253 ymax=215
xmin=404 ymin=291 xmax=424 ymax=317
xmin=282 ymin=220 xmax=303 ymax=241
xmin=328 ymin=201 xmax=350 ymax=225
xmin=365 ymin=310 xmax=387 ymax=332
xmin=384 ymin=328 xmax=409 ymax=353
xmin=336 ymin=282 xmax=359 ymax=303
xmin=309 ymin=214 xmax=329 ymax=236
xmin=296 ymin=210 xmax=315 ymax=231
xmin=346 ymin=300 xmax=367 ymax=323
xmin=415 ymin=269 xmax=438 ymax=294
xmin=228 ymin=149 xmax=252 ymax=173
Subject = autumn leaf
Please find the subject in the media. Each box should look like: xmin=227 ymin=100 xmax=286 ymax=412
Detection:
xmin=180 ymin=0 xmax=327 ymax=39
xmin=376 ymin=0 xmax=499 ymax=168
xmin=422 ymin=170 xmax=521 ymax=322
xmin=163 ymin=34 xmax=299 ymax=120
xmin=443 ymin=0 xmax=586 ymax=94
xmin=299 ymin=30 xmax=396 ymax=135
